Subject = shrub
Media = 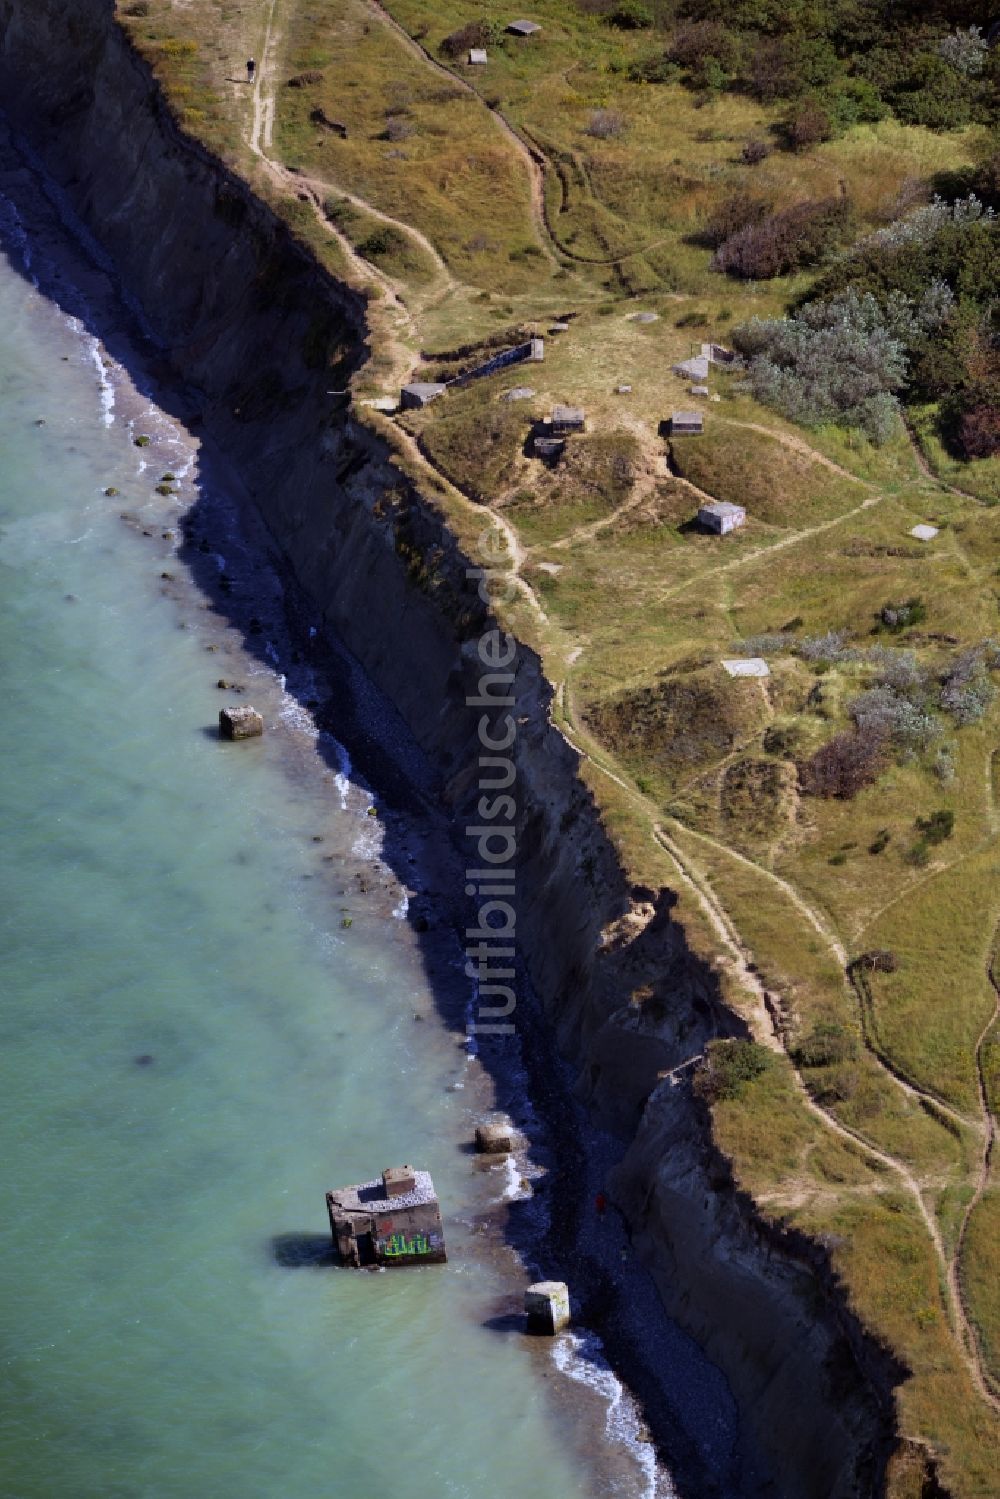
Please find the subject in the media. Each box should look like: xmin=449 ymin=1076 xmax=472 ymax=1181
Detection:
xmin=936 ymin=26 xmax=988 ymax=78
xmin=799 ymin=725 xmax=888 ymax=799
xmin=916 ymin=810 xmax=954 ymax=844
xmin=888 ymin=53 xmax=973 ymax=130
xmin=695 ymin=1039 xmax=773 ymax=1102
xmin=763 ymin=723 xmax=801 ymax=758
xmin=742 ymin=138 xmax=771 ymax=165
xmin=868 ymin=645 xmax=927 ymax=694
xmin=439 ymin=21 xmax=497 ymax=57
xmin=733 ymin=633 xmax=788 ymax=657
xmin=878 ymin=597 xmax=926 ymax=633
xmin=957 ymin=403 xmax=1000 ymax=459
xmin=861 ymin=949 xmax=898 ymax=973
xmin=793 ymin=1020 xmax=858 ymax=1069
xmin=869 ymin=828 xmax=891 ymax=855
xmin=286 ymin=70 xmax=324 ymax=88
xmin=383 ymin=116 xmax=413 ymax=142
xmin=357 ymin=227 xmax=395 ymax=258
xmin=799 ymin=630 xmax=856 ymax=664
xmin=849 ymin=686 xmax=941 ymax=755
xmin=712 ymin=196 xmax=850 ymax=279
xmin=668 ymin=20 xmax=740 ymax=85
xmin=934 ymin=745 xmax=957 ymax=784
xmin=606 ymin=0 xmax=653 ymax=29
xmin=940 ymin=649 xmax=995 ymax=725
xmin=628 ymin=52 xmax=680 ymax=83
xmin=781 ymin=97 xmax=833 ymax=152
xmin=701 ymin=191 xmax=773 ymax=249
xmin=748 ymin=35 xmax=837 ymax=103
xmin=586 ymin=109 xmax=627 ymax=139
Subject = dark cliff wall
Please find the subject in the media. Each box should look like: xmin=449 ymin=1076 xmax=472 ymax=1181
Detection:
xmin=0 ymin=3 xmax=897 ymax=1493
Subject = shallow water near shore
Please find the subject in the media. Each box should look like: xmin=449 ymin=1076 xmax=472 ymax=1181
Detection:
xmin=0 ymin=183 xmax=673 ymax=1497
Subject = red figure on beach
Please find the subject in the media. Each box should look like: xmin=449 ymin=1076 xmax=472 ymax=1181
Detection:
xmin=246 ymin=58 xmax=256 ymax=83
xmin=595 ymin=1190 xmax=607 ymax=1217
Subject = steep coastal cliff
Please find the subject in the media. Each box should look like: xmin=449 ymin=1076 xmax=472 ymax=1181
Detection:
xmin=0 ymin=2 xmax=904 ymax=1491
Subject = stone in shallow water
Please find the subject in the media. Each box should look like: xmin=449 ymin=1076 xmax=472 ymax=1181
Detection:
xmin=525 ymin=1281 xmax=570 ymax=1334
xmin=219 ymin=704 xmax=264 ymax=740
xmin=475 ymin=1120 xmax=515 ymax=1154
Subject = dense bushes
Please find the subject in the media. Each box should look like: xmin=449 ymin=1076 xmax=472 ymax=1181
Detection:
xmin=652 ymin=3 xmax=1000 ymax=130
xmin=712 ymin=196 xmax=850 ymax=279
xmin=695 ymin=1039 xmax=774 ymax=1102
xmin=811 ymin=195 xmax=1000 ymax=452
xmin=731 ymin=288 xmax=920 ymax=441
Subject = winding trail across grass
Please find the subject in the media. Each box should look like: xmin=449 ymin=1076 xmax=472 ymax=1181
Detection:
xmin=364 ymin=0 xmax=562 ymax=269
xmin=555 ymin=690 xmax=1000 ymax=1414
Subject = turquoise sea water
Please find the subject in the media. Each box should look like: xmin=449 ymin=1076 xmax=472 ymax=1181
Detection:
xmin=0 ymin=203 xmax=663 ymax=1497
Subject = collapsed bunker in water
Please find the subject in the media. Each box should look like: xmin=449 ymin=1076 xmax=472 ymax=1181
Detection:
xmin=326 ymin=1166 xmax=446 ymax=1266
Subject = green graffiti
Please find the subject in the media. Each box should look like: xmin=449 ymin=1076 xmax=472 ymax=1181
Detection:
xmin=379 ymin=1230 xmax=436 ymax=1258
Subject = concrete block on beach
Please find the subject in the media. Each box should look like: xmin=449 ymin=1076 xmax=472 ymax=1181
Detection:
xmin=525 ymin=1281 xmax=570 ymax=1334
xmin=219 ymin=704 xmax=264 ymax=740
xmin=476 ymin=1120 xmax=515 ymax=1154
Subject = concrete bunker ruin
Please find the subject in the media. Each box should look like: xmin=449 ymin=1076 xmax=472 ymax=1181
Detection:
xmin=326 ymin=1166 xmax=447 ymax=1266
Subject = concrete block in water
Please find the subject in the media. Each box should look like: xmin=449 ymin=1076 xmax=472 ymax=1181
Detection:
xmin=219 ymin=705 xmax=264 ymax=740
xmin=327 ymin=1166 xmax=446 ymax=1266
xmin=525 ymin=1281 xmax=570 ymax=1334
xmin=475 ymin=1121 xmax=515 ymax=1155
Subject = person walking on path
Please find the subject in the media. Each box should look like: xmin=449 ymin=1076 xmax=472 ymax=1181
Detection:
xmin=246 ymin=57 xmax=256 ymax=83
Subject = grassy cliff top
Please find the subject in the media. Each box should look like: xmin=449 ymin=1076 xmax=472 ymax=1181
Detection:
xmin=117 ymin=1 xmax=1000 ymax=1489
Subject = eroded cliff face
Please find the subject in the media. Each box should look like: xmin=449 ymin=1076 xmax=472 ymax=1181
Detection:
xmin=0 ymin=3 xmax=900 ymax=1492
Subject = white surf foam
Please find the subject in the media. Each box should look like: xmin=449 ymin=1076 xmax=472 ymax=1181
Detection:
xmin=552 ymin=1330 xmax=668 ymax=1498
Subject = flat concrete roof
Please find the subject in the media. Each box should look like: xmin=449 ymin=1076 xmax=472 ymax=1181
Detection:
xmin=469 ymin=48 xmax=488 ymax=63
xmin=722 ymin=658 xmax=770 ymax=678
xmin=507 ymin=19 xmax=541 ymax=34
xmin=328 ymin=1169 xmax=437 ymax=1214
xmin=910 ymin=524 xmax=939 ymax=542
xmin=700 ymin=501 xmax=744 ymax=517
xmin=672 ymin=410 xmax=704 ymax=426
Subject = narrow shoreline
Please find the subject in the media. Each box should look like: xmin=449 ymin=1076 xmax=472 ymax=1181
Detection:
xmin=0 ymin=123 xmax=727 ymax=1499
